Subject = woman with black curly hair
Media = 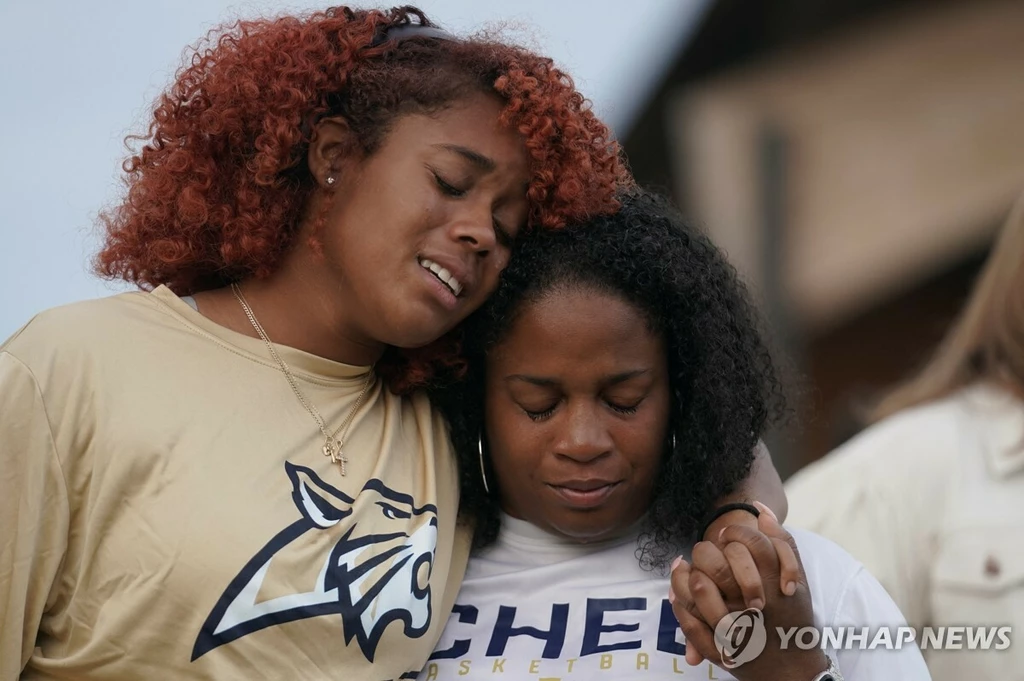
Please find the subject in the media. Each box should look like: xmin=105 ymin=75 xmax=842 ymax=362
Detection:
xmin=423 ymin=191 xmax=930 ymax=680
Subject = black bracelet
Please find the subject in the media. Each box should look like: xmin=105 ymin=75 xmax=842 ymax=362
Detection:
xmin=697 ymin=502 xmax=761 ymax=542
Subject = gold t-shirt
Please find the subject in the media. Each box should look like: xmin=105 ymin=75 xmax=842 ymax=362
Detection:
xmin=0 ymin=286 xmax=470 ymax=680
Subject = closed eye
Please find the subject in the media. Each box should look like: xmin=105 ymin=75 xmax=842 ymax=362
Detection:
xmin=605 ymin=391 xmax=644 ymax=415
xmin=493 ymin=218 xmax=514 ymax=249
xmin=433 ymin=170 xmax=517 ymax=247
xmin=608 ymin=401 xmax=640 ymax=415
xmin=522 ymin=404 xmax=557 ymax=421
xmin=433 ymin=172 xmax=467 ymax=198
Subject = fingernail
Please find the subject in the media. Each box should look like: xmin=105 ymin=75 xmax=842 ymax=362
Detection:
xmin=785 ymin=581 xmax=797 ymax=596
xmin=753 ymin=500 xmax=778 ymax=522
xmin=750 ymin=598 xmax=764 ymax=610
xmin=718 ymin=527 xmax=727 ymax=542
xmin=668 ymin=587 xmax=677 ymax=604
xmin=671 ymin=555 xmax=683 ymax=571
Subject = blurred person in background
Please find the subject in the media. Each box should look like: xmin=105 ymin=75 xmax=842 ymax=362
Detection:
xmin=786 ymin=190 xmax=1024 ymax=681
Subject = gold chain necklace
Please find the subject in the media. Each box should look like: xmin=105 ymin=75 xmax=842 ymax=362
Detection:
xmin=231 ymin=283 xmax=373 ymax=477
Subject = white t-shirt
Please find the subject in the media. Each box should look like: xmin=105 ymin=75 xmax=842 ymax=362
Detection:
xmin=420 ymin=515 xmax=930 ymax=680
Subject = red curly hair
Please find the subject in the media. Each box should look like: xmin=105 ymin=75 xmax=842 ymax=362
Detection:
xmin=96 ymin=5 xmax=630 ymax=392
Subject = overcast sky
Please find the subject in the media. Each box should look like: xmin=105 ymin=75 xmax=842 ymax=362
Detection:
xmin=0 ymin=0 xmax=706 ymax=340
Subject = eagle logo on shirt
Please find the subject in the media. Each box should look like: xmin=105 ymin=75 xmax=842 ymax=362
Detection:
xmin=191 ymin=462 xmax=438 ymax=663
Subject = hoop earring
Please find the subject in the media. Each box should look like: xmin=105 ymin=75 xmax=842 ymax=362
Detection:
xmin=478 ymin=432 xmax=491 ymax=495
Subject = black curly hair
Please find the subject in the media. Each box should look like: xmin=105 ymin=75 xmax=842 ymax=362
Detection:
xmin=430 ymin=189 xmax=784 ymax=570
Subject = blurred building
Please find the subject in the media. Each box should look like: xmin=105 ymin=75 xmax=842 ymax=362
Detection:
xmin=621 ymin=0 xmax=1024 ymax=476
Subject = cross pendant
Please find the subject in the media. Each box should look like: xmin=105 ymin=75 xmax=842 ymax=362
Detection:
xmin=322 ymin=439 xmax=349 ymax=476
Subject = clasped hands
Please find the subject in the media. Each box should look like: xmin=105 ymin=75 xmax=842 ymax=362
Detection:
xmin=668 ymin=502 xmax=830 ymax=681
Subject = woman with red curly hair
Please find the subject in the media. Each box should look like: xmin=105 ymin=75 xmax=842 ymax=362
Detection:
xmin=0 ymin=6 xmax=626 ymax=679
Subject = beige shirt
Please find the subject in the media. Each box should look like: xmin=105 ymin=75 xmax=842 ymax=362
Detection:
xmin=787 ymin=383 xmax=1024 ymax=681
xmin=1 ymin=286 xmax=470 ymax=680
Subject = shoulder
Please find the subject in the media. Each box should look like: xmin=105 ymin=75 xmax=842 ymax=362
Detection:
xmin=784 ymin=398 xmax=963 ymax=553
xmin=786 ymin=386 xmax=1012 ymax=507
xmin=789 ymin=527 xmax=864 ymax=602
xmin=786 ymin=393 xmax=972 ymax=500
xmin=3 ymin=290 xmax=163 ymax=348
xmin=831 ymin=395 xmax=968 ymax=465
xmin=2 ymin=290 xmax=174 ymax=369
xmin=791 ymin=527 xmax=908 ymax=626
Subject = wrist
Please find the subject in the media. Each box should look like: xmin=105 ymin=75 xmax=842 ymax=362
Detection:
xmin=699 ymin=502 xmax=760 ymax=542
xmin=808 ymin=653 xmax=842 ymax=681
xmin=785 ymin=650 xmax=831 ymax=681
xmin=735 ymin=650 xmax=830 ymax=681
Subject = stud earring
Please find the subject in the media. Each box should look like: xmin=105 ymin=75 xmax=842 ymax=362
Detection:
xmin=325 ymin=175 xmax=336 ymax=186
